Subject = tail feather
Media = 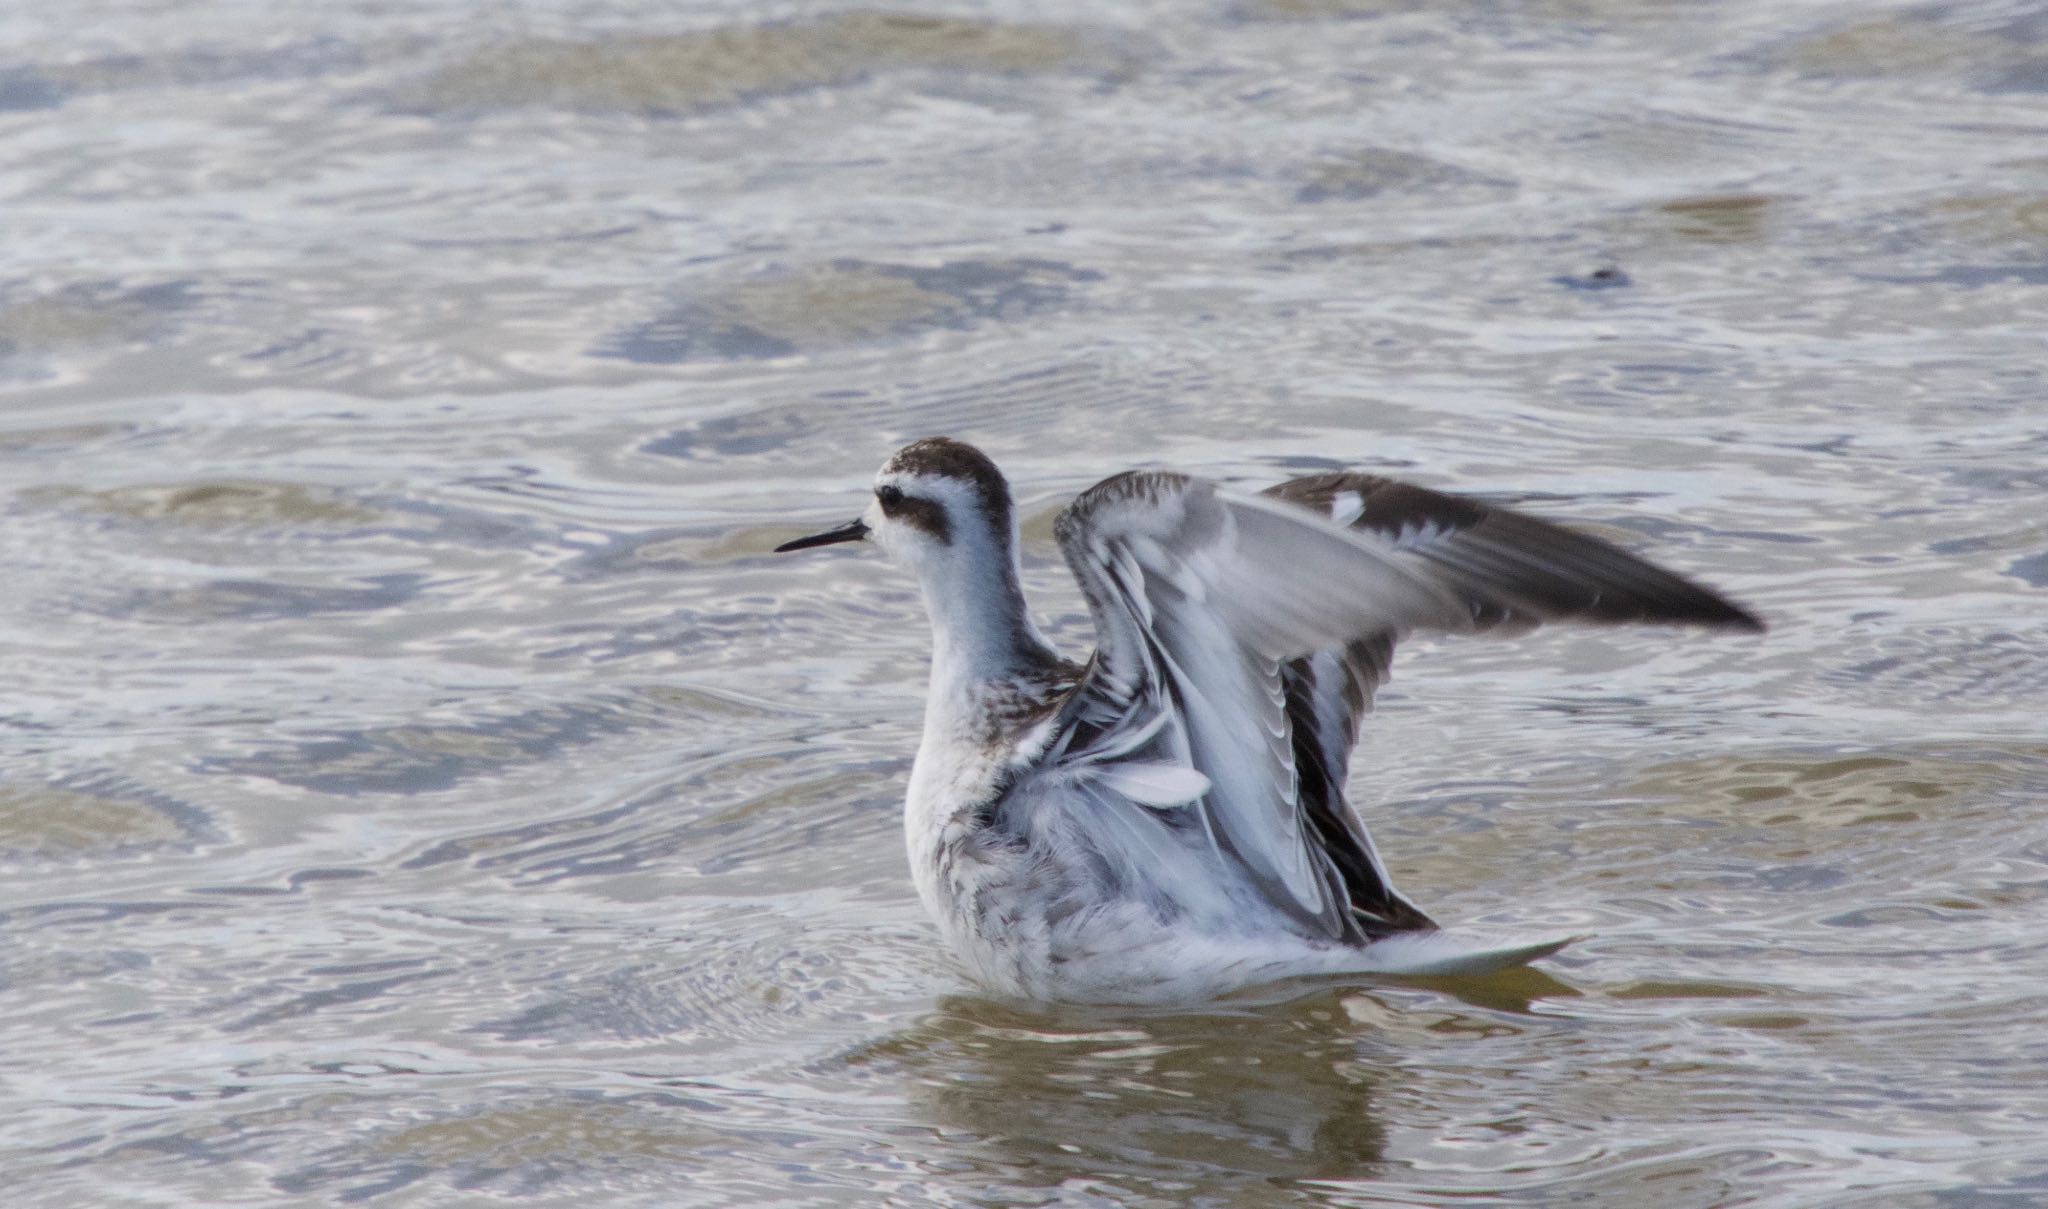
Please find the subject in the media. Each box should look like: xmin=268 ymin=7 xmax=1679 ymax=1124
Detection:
xmin=1348 ymin=930 xmax=1579 ymax=977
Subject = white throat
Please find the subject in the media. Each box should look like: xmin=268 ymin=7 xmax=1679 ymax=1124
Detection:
xmin=913 ymin=516 xmax=1054 ymax=701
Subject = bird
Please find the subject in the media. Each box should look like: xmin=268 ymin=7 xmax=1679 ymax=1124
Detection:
xmin=775 ymin=437 xmax=1763 ymax=1005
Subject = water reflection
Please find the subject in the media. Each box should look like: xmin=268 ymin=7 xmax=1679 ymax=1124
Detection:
xmin=869 ymin=969 xmax=1577 ymax=1196
xmin=896 ymin=994 xmax=1398 ymax=1189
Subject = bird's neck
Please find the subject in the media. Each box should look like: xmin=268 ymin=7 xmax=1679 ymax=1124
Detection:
xmin=916 ymin=528 xmax=1056 ymax=701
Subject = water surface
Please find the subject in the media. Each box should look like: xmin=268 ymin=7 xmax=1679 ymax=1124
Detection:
xmin=4 ymin=1 xmax=2047 ymax=1204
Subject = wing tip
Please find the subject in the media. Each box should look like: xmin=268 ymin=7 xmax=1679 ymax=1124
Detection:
xmin=1726 ymin=609 xmax=1769 ymax=635
xmin=1677 ymin=594 xmax=1768 ymax=635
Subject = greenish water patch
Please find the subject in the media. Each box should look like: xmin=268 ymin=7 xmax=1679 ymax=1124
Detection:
xmin=402 ymin=12 xmax=1112 ymax=116
xmin=1295 ymin=148 xmax=1517 ymax=205
xmin=0 ymin=783 xmax=206 ymax=858
xmin=28 ymin=481 xmax=381 ymax=529
xmin=197 ymin=695 xmax=671 ymax=796
xmin=1650 ymin=193 xmax=1785 ymax=245
xmin=1767 ymin=8 xmax=2048 ymax=90
xmin=0 ymin=281 xmax=197 ymax=357
xmin=1622 ymin=750 xmax=2007 ymax=830
xmin=608 ymin=259 xmax=1099 ymax=364
xmin=0 ymin=421 xmax=132 ymax=453
xmin=368 ymin=1099 xmax=726 ymax=1166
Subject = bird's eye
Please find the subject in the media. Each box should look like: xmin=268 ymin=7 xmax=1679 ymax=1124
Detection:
xmin=876 ymin=484 xmax=905 ymax=513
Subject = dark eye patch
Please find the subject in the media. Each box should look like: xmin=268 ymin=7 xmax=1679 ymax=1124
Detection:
xmin=876 ymin=483 xmax=948 ymax=543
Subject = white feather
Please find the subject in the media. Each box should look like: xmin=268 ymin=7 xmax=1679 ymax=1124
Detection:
xmin=1090 ymin=762 xmax=1211 ymax=808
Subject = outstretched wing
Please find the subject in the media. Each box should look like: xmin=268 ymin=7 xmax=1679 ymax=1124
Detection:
xmin=1259 ymin=472 xmax=1763 ymax=933
xmin=1265 ymin=472 xmax=1761 ymax=640
xmin=1034 ymin=469 xmax=1760 ymax=944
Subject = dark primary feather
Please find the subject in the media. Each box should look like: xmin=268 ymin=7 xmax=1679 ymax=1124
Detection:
xmin=1263 ymin=472 xmax=1766 ymax=635
xmin=1278 ymin=635 xmax=1436 ymax=933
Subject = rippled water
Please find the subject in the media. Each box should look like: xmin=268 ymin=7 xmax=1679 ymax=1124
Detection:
xmin=5 ymin=1 xmax=2047 ymax=1204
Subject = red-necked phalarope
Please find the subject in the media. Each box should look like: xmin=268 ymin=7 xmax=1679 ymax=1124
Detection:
xmin=777 ymin=438 xmax=1763 ymax=1005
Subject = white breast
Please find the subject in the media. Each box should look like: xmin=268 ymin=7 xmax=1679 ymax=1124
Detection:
xmin=902 ymin=695 xmax=1068 ymax=995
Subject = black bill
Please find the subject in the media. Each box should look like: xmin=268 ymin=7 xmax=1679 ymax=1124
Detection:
xmin=773 ymin=518 xmax=870 ymax=553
